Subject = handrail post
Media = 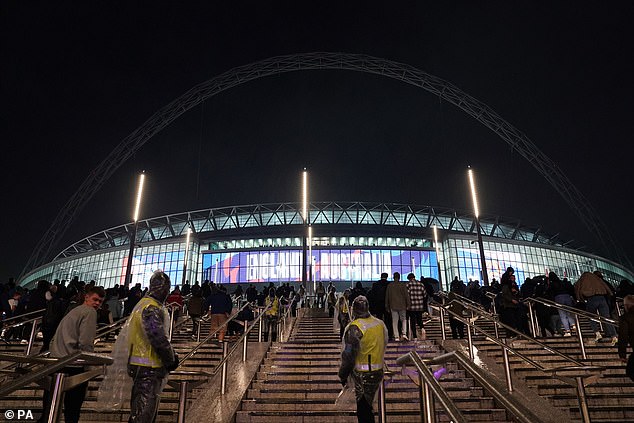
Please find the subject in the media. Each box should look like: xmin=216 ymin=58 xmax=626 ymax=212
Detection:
xmin=277 ymin=319 xmax=282 ymax=342
xmin=466 ymin=317 xmax=474 ymax=361
xmin=527 ymin=301 xmax=538 ymax=338
xmin=177 ymin=380 xmax=189 ymax=423
xmin=242 ymin=320 xmax=248 ymax=362
xmin=258 ymin=311 xmax=263 ymax=342
xmin=574 ymin=314 xmax=587 ymax=360
xmin=168 ymin=306 xmax=175 ymax=342
xmin=493 ymin=314 xmax=500 ymax=339
xmin=25 ymin=318 xmax=39 ymax=357
xmin=47 ymin=372 xmax=65 ymax=423
xmin=196 ymin=317 xmax=201 ymax=342
xmin=377 ymin=378 xmax=387 ymax=423
xmin=470 ymin=310 xmax=476 ymax=337
xmin=502 ymin=339 xmax=513 ymax=392
xmin=220 ymin=341 xmax=228 ymax=394
xmin=439 ymin=307 xmax=446 ymax=341
xmin=421 ymin=374 xmax=437 ymax=423
xmin=575 ymin=376 xmax=592 ymax=423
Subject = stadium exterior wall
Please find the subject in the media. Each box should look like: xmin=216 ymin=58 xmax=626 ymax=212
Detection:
xmin=18 ymin=202 xmax=634 ymax=290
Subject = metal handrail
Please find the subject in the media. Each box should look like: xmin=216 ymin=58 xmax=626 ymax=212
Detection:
xmin=177 ymin=301 xmax=252 ymax=365
xmin=440 ymin=299 xmax=586 ymax=368
xmin=398 ymin=349 xmax=547 ymax=423
xmin=0 ymin=351 xmax=113 ymax=398
xmin=0 ymin=308 xmax=45 ymax=326
xmin=209 ymin=304 xmax=271 ymax=377
xmin=396 ymin=350 xmax=467 ymax=423
xmin=438 ymin=291 xmax=485 ymax=311
xmin=435 ymin=299 xmax=603 ymax=423
xmin=484 ymin=290 xmax=619 ymax=358
xmin=525 ymin=296 xmax=618 ymax=327
xmin=177 ymin=302 xmax=272 ymax=399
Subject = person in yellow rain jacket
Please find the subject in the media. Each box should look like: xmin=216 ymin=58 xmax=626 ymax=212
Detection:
xmin=335 ymin=289 xmax=352 ymax=341
xmin=127 ymin=271 xmax=179 ymax=423
xmin=338 ymin=295 xmax=388 ymax=423
xmin=263 ymin=287 xmax=280 ymax=341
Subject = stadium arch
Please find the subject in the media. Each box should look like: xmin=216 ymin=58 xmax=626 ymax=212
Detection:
xmin=19 ymin=52 xmax=629 ymax=281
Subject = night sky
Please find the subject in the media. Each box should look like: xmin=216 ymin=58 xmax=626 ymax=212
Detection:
xmin=2 ymin=3 xmax=633 ymax=282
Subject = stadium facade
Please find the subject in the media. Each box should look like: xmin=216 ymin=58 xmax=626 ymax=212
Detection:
xmin=18 ymin=202 xmax=634 ymax=290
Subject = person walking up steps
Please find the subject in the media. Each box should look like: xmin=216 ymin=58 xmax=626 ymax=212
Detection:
xmin=385 ymin=272 xmax=410 ymax=341
xmin=338 ymin=295 xmax=388 ymax=423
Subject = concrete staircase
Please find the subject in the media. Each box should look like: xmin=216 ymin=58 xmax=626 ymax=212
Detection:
xmin=441 ymin=306 xmax=634 ymax=423
xmin=236 ymin=309 xmax=519 ymax=422
xmin=471 ymin=334 xmax=634 ymax=422
xmin=0 ymin=316 xmax=227 ymax=422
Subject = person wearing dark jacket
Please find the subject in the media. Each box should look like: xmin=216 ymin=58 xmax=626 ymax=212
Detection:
xmin=550 ymin=272 xmax=576 ymax=336
xmin=617 ymin=295 xmax=634 ymax=381
xmin=369 ymin=273 xmax=391 ymax=339
xmin=617 ymin=279 xmax=634 ymax=299
xmin=187 ymin=286 xmax=204 ymax=339
xmin=245 ymin=284 xmax=258 ymax=304
xmin=204 ymin=285 xmax=233 ymax=342
xmin=40 ymin=286 xmax=68 ymax=352
xmin=447 ymin=279 xmax=466 ymax=339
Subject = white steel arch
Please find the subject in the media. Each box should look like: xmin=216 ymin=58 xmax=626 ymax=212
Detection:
xmin=21 ymin=52 xmax=629 ymax=278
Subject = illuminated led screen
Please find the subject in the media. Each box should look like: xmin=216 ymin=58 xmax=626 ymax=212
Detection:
xmin=202 ymin=249 xmax=438 ymax=283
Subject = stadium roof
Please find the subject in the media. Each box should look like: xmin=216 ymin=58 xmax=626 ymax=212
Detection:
xmin=55 ymin=202 xmax=578 ymax=260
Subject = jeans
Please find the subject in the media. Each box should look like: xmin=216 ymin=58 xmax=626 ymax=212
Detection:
xmin=585 ymin=295 xmax=616 ymax=337
xmin=407 ymin=310 xmax=424 ymax=339
xmin=391 ymin=310 xmax=407 ymax=339
xmin=554 ymin=294 xmax=575 ymax=332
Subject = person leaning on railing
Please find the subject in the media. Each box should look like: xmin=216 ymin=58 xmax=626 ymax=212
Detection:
xmin=617 ymin=295 xmax=634 ymax=382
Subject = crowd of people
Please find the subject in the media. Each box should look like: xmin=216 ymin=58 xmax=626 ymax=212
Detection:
xmin=1 ymin=269 xmax=633 ymax=423
xmin=444 ymin=267 xmax=633 ymax=345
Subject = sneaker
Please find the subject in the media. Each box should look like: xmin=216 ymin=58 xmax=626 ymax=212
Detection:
xmin=401 ymin=334 xmax=409 ymax=341
xmin=595 ymin=331 xmax=603 ymax=341
xmin=611 ymin=336 xmax=618 ymax=346
xmin=20 ymin=339 xmax=28 ymax=344
xmin=394 ymin=337 xmax=400 ymax=342
xmin=563 ymin=331 xmax=572 ymax=337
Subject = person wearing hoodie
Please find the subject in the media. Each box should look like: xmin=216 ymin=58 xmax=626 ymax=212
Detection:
xmin=127 ymin=271 xmax=179 ymax=423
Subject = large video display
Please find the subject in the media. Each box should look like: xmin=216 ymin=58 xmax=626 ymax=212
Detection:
xmin=202 ymin=248 xmax=438 ymax=283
